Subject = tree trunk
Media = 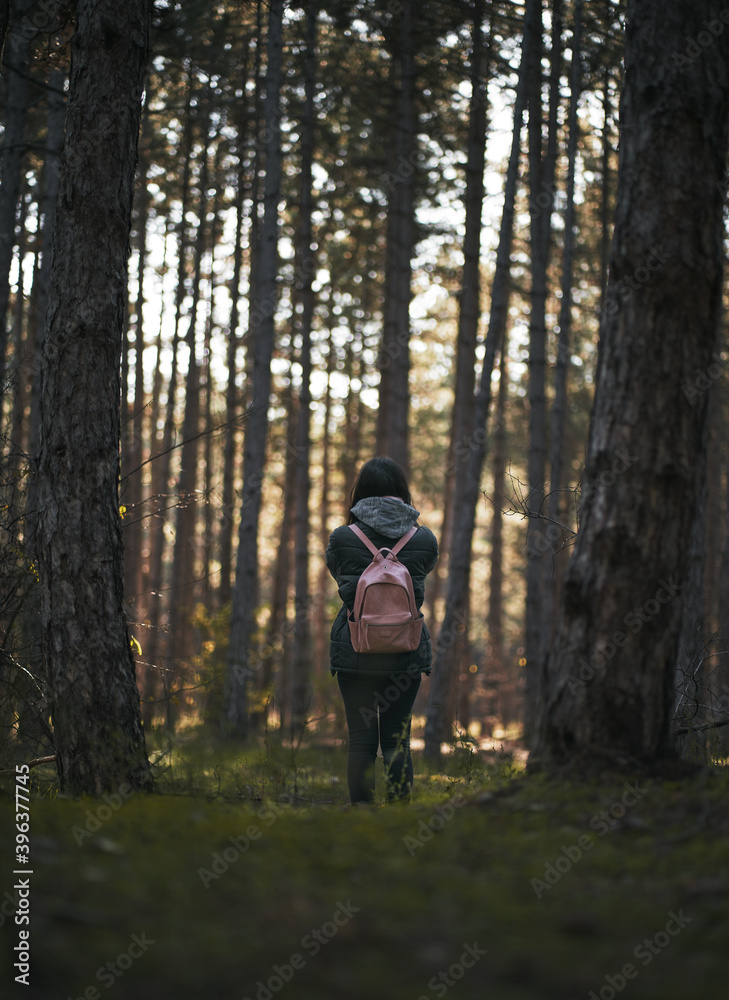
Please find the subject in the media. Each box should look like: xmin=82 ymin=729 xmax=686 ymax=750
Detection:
xmin=122 ymin=107 xmax=151 ymax=630
xmin=0 ymin=0 xmax=33 ymax=398
xmin=523 ymin=0 xmax=561 ymax=744
xmin=598 ymin=2 xmax=614 ymax=317
xmin=26 ymin=67 xmax=66 ymax=547
xmin=531 ymin=0 xmax=729 ymax=771
xmin=218 ymin=124 xmax=249 ymax=608
xmin=423 ymin=5 xmax=530 ymax=759
xmin=438 ymin=0 xmax=490 ymax=723
xmin=542 ymin=0 xmax=582 ymax=655
xmin=8 ymin=186 xmax=28 ymax=475
xmin=290 ymin=0 xmax=317 ymax=740
xmin=314 ymin=333 xmax=334 ymax=674
xmin=488 ymin=343 xmax=509 ymax=726
xmin=225 ymin=0 xmax=284 ymax=737
xmin=375 ymin=0 xmax=416 ymax=472
xmin=167 ymin=110 xmax=214 ymax=704
xmin=144 ymin=73 xmax=195 ymax=690
xmin=674 ymin=440 xmax=708 ymax=754
xmin=35 ymin=0 xmax=153 ymax=795
xmin=258 ymin=385 xmax=296 ymax=735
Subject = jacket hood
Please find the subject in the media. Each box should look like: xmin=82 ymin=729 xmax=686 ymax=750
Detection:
xmin=350 ymin=496 xmax=420 ymax=538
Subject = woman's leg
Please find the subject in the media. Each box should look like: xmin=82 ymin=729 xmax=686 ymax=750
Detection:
xmin=376 ymin=672 xmax=421 ymax=802
xmin=337 ymin=672 xmax=380 ymax=803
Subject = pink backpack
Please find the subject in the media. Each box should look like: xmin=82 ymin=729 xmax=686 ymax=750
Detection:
xmin=347 ymin=524 xmax=424 ymax=654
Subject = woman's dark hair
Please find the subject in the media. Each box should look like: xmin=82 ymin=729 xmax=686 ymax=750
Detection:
xmin=347 ymin=456 xmax=412 ymax=524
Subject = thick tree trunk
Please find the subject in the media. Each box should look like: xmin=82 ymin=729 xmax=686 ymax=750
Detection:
xmin=531 ymin=0 xmax=729 ymax=771
xmin=674 ymin=445 xmax=707 ymax=752
xmin=35 ymin=0 xmax=153 ymax=795
xmin=225 ymin=0 xmax=284 ymax=737
xmin=423 ymin=8 xmax=530 ymax=759
xmin=701 ymin=373 xmax=723 ymax=645
xmin=717 ymin=403 xmax=729 ymax=701
xmin=375 ymin=0 xmax=416 ymax=472
xmin=26 ymin=68 xmax=65 ymax=537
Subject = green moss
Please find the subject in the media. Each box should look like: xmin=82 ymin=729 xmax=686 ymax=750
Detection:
xmin=2 ymin=742 xmax=728 ymax=1000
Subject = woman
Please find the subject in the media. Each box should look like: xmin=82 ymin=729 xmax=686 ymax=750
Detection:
xmin=326 ymin=456 xmax=438 ymax=804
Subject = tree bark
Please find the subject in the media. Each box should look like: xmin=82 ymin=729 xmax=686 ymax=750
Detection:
xmin=542 ymin=0 xmax=582 ymax=658
xmin=218 ymin=113 xmax=249 ymax=608
xmin=423 ymin=5 xmax=530 ymax=759
xmin=0 ymin=0 xmax=33 ymax=399
xmin=122 ymin=106 xmax=151 ymax=630
xmin=144 ymin=72 xmax=195 ymax=689
xmin=488 ymin=343 xmax=509 ymax=726
xmin=225 ymin=0 xmax=284 ymax=737
xmin=290 ymin=0 xmax=317 ymax=740
xmin=375 ymin=0 xmax=416 ymax=473
xmin=438 ymin=0 xmax=490 ymax=725
xmin=35 ymin=0 xmax=153 ymax=795
xmin=598 ymin=1 xmax=615 ymax=317
xmin=167 ymin=109 xmax=214 ymax=703
xmin=523 ymin=0 xmax=561 ymax=744
xmin=531 ymin=0 xmax=729 ymax=771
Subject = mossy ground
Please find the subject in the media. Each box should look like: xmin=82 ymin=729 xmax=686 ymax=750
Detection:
xmin=2 ymin=731 xmax=729 ymax=1000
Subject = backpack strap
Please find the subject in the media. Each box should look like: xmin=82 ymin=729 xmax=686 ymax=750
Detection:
xmin=390 ymin=524 xmax=418 ymax=555
xmin=348 ymin=523 xmax=381 ymax=557
xmin=348 ymin=523 xmax=417 ymax=557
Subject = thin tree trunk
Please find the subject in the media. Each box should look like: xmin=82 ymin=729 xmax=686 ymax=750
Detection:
xmin=531 ymin=0 xmax=729 ymax=771
xmin=8 ymin=186 xmax=28 ymax=474
xmin=375 ymin=0 xmax=416 ymax=473
xmin=438 ymin=0 xmax=490 ymax=728
xmin=489 ymin=344 xmax=509 ymax=726
xmin=290 ymin=0 xmax=317 ymax=739
xmin=167 ymin=112 xmax=213 ymax=713
xmin=138 ymin=218 xmax=171 ymax=729
xmin=218 ymin=93 xmax=250 ymax=607
xmin=225 ymin=0 xmax=284 ymax=737
xmin=424 ymin=6 xmax=531 ymax=759
xmin=144 ymin=74 xmax=195 ymax=688
xmin=542 ymin=0 xmax=582 ymax=653
xmin=314 ymin=333 xmax=334 ymax=674
xmin=598 ymin=5 xmax=613 ymax=317
xmin=258 ymin=385 xmax=296 ymax=735
xmin=35 ymin=0 xmax=153 ymax=795
xmin=122 ymin=107 xmax=151 ymax=628
xmin=523 ymin=0 xmax=561 ymax=744
xmin=0 ymin=0 xmax=33 ymax=401
xmin=201 ymin=137 xmax=224 ymax=612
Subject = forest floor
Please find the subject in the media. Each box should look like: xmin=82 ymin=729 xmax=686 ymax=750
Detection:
xmin=2 ymin=731 xmax=729 ymax=1000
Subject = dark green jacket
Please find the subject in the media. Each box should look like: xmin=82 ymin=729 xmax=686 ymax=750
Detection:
xmin=325 ymin=497 xmax=438 ymax=676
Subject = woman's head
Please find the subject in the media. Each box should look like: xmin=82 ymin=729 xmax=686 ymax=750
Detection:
xmin=348 ymin=457 xmax=412 ymax=522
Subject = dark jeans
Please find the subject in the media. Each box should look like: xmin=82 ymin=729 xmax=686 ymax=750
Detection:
xmin=337 ymin=671 xmax=422 ymax=804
